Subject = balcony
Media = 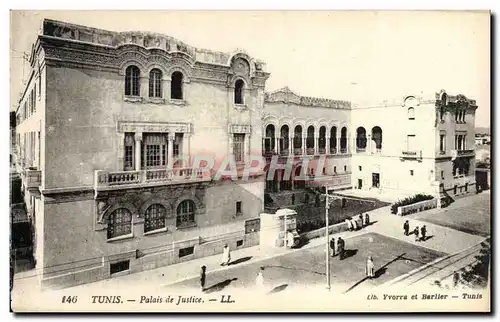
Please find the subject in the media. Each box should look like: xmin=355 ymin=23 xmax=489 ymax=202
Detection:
xmin=356 ymin=148 xmax=366 ymax=153
xmin=340 ymin=148 xmax=348 ymax=154
xmin=457 ymin=149 xmax=475 ymax=157
xmin=94 ymin=167 xmax=210 ymax=191
xmin=400 ymin=150 xmax=423 ymax=161
xmin=25 ymin=169 xmax=41 ymax=194
xmin=329 ymin=148 xmax=337 ymax=155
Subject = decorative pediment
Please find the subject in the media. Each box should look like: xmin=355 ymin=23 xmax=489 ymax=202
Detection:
xmin=265 ymin=87 xmax=301 ymax=105
xmin=117 ymin=121 xmax=192 ymax=134
xmin=228 ymin=124 xmax=252 ymax=134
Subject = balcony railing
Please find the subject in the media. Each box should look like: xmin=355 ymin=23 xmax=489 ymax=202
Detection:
xmin=293 ymin=148 xmax=302 ymax=155
xmin=318 ymin=148 xmax=326 ymax=155
xmin=400 ymin=150 xmax=423 ymax=160
xmin=306 ymin=148 xmax=315 ymax=155
xmin=94 ymin=167 xmax=208 ymax=190
xmin=25 ymin=169 xmax=42 ymax=189
xmin=457 ymin=149 xmax=475 ymax=157
xmin=356 ymin=148 xmax=366 ymax=153
xmin=329 ymin=147 xmax=337 ymax=154
xmin=340 ymin=148 xmax=348 ymax=154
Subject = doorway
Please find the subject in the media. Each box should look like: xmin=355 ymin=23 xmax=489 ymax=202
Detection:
xmin=372 ymin=173 xmax=380 ymax=188
xmin=357 ymin=179 xmax=363 ymax=189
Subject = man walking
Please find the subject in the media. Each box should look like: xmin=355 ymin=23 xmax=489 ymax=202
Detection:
xmin=337 ymin=237 xmax=345 ymax=260
xmin=220 ymin=244 xmax=231 ymax=266
xmin=364 ymin=213 xmax=370 ymax=226
xmin=420 ymin=225 xmax=427 ymax=242
xmin=359 ymin=214 xmax=364 ymax=228
xmin=403 ymin=220 xmax=410 ymax=236
xmin=330 ymin=237 xmax=336 ymax=257
xmin=414 ymin=226 xmax=420 ymax=242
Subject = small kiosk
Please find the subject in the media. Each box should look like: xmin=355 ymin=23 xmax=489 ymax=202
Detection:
xmin=259 ymin=208 xmax=300 ymax=250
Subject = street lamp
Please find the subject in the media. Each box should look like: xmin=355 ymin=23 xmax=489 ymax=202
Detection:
xmin=325 ymin=193 xmax=332 ymax=291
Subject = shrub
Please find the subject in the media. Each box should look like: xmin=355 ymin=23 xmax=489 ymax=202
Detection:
xmin=390 ymin=193 xmax=434 ymax=214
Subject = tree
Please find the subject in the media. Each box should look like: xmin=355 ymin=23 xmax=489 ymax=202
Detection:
xmin=459 ymin=238 xmax=491 ymax=288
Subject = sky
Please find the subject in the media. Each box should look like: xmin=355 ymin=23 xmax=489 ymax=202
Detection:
xmin=9 ymin=10 xmax=491 ymax=127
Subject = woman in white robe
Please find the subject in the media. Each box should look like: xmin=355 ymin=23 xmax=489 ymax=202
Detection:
xmin=345 ymin=218 xmax=353 ymax=231
xmin=365 ymin=256 xmax=375 ymax=278
xmin=220 ymin=244 xmax=231 ymax=266
xmin=255 ymin=267 xmax=265 ymax=291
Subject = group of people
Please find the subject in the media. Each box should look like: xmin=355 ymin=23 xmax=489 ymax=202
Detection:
xmin=329 ymin=236 xmax=346 ymax=260
xmin=345 ymin=213 xmax=370 ymax=231
xmin=403 ymin=220 xmax=428 ymax=242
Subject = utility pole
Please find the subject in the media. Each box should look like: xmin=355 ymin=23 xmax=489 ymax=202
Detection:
xmin=325 ymin=193 xmax=331 ymax=291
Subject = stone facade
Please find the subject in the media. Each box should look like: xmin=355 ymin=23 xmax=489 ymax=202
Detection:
xmin=15 ymin=19 xmax=269 ymax=289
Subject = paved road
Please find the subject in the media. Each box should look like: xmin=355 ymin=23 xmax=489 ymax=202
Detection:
xmin=167 ymin=232 xmax=445 ymax=294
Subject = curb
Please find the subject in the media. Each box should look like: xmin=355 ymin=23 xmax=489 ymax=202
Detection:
xmin=380 ymin=238 xmax=487 ymax=288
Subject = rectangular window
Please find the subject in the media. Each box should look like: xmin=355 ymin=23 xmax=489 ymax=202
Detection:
xmin=334 ymin=166 xmax=337 ymax=173
xmin=173 ymin=133 xmax=183 ymax=158
xmin=110 ymin=260 xmax=130 ymax=274
xmin=358 ymin=166 xmax=362 ymax=171
xmin=407 ymin=134 xmax=416 ymax=151
xmin=410 ymin=170 xmax=414 ymax=176
xmin=441 ymin=170 xmax=444 ymax=179
xmin=142 ymin=133 xmax=167 ymax=169
xmin=236 ymin=201 xmax=242 ymax=214
xmin=236 ymin=240 xmax=244 ymax=247
xmin=245 ymin=218 xmax=260 ymax=234
xmin=233 ymin=134 xmax=245 ymax=162
xmin=124 ymin=133 xmax=135 ymax=170
xmin=179 ymin=246 xmax=195 ymax=258
xmin=344 ymin=165 xmax=347 ymax=172
xmin=439 ymin=134 xmax=446 ymax=152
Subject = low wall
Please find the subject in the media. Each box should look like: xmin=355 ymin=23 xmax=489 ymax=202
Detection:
xmin=397 ymin=198 xmax=438 ymax=216
xmin=300 ymin=222 xmax=349 ymax=240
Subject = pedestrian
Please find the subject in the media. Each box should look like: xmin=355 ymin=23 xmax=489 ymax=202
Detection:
xmin=256 ymin=267 xmax=265 ymax=291
xmin=351 ymin=218 xmax=358 ymax=231
xmin=364 ymin=213 xmax=370 ymax=226
xmin=220 ymin=244 xmax=231 ymax=266
xmin=420 ymin=225 xmax=427 ymax=242
xmin=345 ymin=218 xmax=353 ymax=231
xmin=200 ymin=265 xmax=206 ymax=292
xmin=330 ymin=237 xmax=336 ymax=257
xmin=403 ymin=220 xmax=410 ymax=236
xmin=365 ymin=256 xmax=375 ymax=278
xmin=414 ymin=226 xmax=419 ymax=242
xmin=453 ymin=271 xmax=460 ymax=289
xmin=291 ymin=193 xmax=295 ymax=205
xmin=359 ymin=214 xmax=364 ymax=228
xmin=337 ymin=237 xmax=345 ymax=260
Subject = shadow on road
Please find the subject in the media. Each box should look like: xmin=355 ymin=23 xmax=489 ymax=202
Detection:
xmin=204 ymin=278 xmax=238 ymax=294
xmin=364 ymin=220 xmax=378 ymax=227
xmin=267 ymin=284 xmax=288 ymax=294
xmin=229 ymin=256 xmax=252 ymax=266
xmin=343 ymin=249 xmax=358 ymax=259
xmin=422 ymin=235 xmax=434 ymax=242
xmin=343 ymin=253 xmax=407 ymax=294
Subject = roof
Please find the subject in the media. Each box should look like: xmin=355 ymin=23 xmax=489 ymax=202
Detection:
xmin=265 ymin=87 xmax=351 ymax=109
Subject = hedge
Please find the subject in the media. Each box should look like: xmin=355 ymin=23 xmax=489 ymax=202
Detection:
xmin=390 ymin=193 xmax=434 ymax=214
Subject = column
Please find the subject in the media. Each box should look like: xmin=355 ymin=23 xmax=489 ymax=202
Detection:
xmin=314 ymin=131 xmax=319 ymax=155
xmin=337 ymin=138 xmax=341 ymax=154
xmin=140 ymin=76 xmax=149 ymax=98
xmin=302 ymin=135 xmax=307 ymax=155
xmin=183 ymin=133 xmax=191 ymax=167
xmin=368 ymin=135 xmax=372 ymax=153
xmin=463 ymin=136 xmax=466 ymax=150
xmin=134 ymin=132 xmax=142 ymax=171
xmin=275 ymin=137 xmax=280 ymax=155
xmin=167 ymin=133 xmax=174 ymax=168
xmin=326 ymin=136 xmax=330 ymax=154
xmin=289 ymin=137 xmax=293 ymax=156
xmin=117 ymin=132 xmax=125 ymax=170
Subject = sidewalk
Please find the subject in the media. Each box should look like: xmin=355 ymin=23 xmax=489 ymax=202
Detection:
xmin=11 ymin=197 xmax=487 ymax=300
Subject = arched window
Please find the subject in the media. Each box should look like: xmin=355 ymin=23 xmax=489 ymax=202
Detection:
xmin=176 ymin=200 xmax=196 ymax=228
xmin=280 ymin=125 xmax=289 ymax=154
xmin=371 ymin=126 xmax=383 ymax=150
xmin=107 ymin=208 xmax=132 ymax=239
xmin=171 ymin=71 xmax=184 ymax=100
xmin=125 ymin=66 xmax=140 ymax=96
xmin=408 ymin=107 xmax=415 ymax=120
xmin=144 ymin=204 xmax=167 ymax=233
xmin=293 ymin=125 xmax=303 ymax=155
xmin=149 ymin=69 xmax=163 ymax=98
xmin=234 ymin=79 xmax=244 ymax=104
xmin=330 ymin=126 xmax=337 ymax=153
xmin=306 ymin=126 xmax=315 ymax=154
xmin=340 ymin=127 xmax=348 ymax=152
xmin=356 ymin=127 xmax=367 ymax=150
xmin=319 ymin=126 xmax=326 ymax=154
xmin=264 ymin=124 xmax=275 ymax=153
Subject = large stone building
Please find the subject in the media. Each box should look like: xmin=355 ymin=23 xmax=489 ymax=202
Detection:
xmin=14 ymin=19 xmax=478 ymax=289
xmin=15 ymin=19 xmax=268 ymax=289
